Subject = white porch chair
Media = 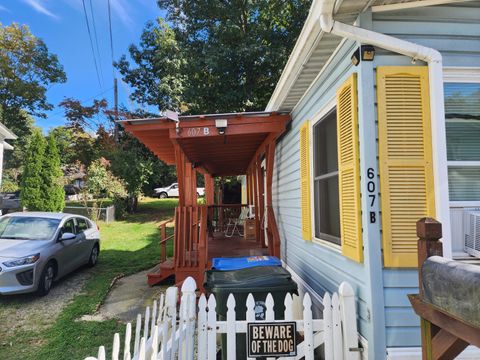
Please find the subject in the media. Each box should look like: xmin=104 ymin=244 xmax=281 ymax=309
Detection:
xmin=224 ymin=207 xmax=249 ymax=238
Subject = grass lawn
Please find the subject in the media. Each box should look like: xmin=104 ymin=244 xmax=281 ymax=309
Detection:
xmin=0 ymin=198 xmax=177 ymax=360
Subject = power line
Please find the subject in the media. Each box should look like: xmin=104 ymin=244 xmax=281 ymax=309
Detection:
xmin=88 ymin=0 xmax=104 ymax=82
xmin=107 ymin=0 xmax=115 ymax=75
xmin=81 ymin=0 xmax=102 ymax=88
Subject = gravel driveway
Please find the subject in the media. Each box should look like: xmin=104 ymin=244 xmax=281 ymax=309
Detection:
xmin=0 ymin=266 xmax=92 ymax=347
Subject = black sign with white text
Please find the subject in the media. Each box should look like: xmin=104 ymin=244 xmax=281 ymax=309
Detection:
xmin=247 ymin=322 xmax=297 ymax=357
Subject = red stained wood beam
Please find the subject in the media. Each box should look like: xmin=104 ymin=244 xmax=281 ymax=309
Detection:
xmin=169 ymin=121 xmax=286 ymax=139
xmin=123 ymin=122 xmax=173 ymax=132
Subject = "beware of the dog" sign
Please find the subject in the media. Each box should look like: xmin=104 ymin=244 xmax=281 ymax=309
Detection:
xmin=247 ymin=322 xmax=297 ymax=357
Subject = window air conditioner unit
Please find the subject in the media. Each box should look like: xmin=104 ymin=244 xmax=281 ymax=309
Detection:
xmin=463 ymin=209 xmax=480 ymax=258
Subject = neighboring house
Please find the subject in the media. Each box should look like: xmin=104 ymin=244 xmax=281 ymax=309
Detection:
xmin=266 ymin=0 xmax=480 ymax=359
xmin=0 ymin=121 xmax=17 ymax=186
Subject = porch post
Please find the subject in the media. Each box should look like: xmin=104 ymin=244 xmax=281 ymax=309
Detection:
xmin=184 ymin=162 xmax=194 ymax=206
xmin=174 ymin=143 xmax=186 ymax=207
xmin=256 ymin=156 xmax=265 ymax=247
xmin=265 ymin=141 xmax=281 ymax=257
xmin=204 ymin=173 xmax=215 ymax=206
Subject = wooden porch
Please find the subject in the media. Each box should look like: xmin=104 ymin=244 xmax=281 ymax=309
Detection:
xmin=119 ymin=112 xmax=290 ymax=286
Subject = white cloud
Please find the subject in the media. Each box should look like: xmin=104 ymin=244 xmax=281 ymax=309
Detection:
xmin=109 ymin=0 xmax=134 ymax=28
xmin=23 ymin=0 xmax=59 ymax=19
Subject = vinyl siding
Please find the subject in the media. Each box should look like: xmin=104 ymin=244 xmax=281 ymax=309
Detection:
xmin=372 ymin=3 xmax=480 ymax=348
xmin=272 ymin=39 xmax=373 ymax=341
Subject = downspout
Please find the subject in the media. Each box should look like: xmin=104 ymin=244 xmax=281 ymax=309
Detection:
xmin=318 ymin=0 xmax=452 ymax=258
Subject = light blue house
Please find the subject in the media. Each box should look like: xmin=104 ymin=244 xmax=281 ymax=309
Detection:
xmin=266 ymin=0 xmax=480 ymax=358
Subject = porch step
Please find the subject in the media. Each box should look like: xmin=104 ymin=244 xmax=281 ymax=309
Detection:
xmin=147 ymin=258 xmax=175 ymax=286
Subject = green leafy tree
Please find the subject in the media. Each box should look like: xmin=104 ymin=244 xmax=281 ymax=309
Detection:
xmin=83 ymin=159 xmax=126 ymax=220
xmin=48 ymin=126 xmax=76 ymax=166
xmin=116 ymin=19 xmax=186 ymax=111
xmin=40 ymin=135 xmax=65 ymax=211
xmin=21 ymin=129 xmax=46 ymax=210
xmin=110 ymin=138 xmax=153 ymax=213
xmin=117 ymin=1 xmax=309 ymax=113
xmin=0 ymin=23 xmax=66 ymax=170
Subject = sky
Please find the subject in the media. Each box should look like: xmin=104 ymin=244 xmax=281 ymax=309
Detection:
xmin=0 ymin=0 xmax=166 ymax=132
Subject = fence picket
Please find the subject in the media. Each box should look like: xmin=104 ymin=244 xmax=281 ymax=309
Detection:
xmin=168 ymin=288 xmax=178 ymax=360
xmin=134 ymin=314 xmax=142 ymax=355
xmin=226 ymin=294 xmax=236 ymax=360
xmin=339 ymin=282 xmax=359 ymax=360
xmin=144 ymin=307 xmax=150 ymax=342
xmin=331 ymin=293 xmax=343 ymax=360
xmin=246 ymin=294 xmax=255 ymax=360
xmin=150 ymin=326 xmax=159 ymax=360
xmin=124 ymin=323 xmax=132 ymax=360
xmin=197 ymin=295 xmax=207 ymax=360
xmin=177 ymin=296 xmax=186 ymax=360
xmin=113 ymin=333 xmax=120 ymax=360
xmin=138 ymin=338 xmax=146 ymax=360
xmin=284 ymin=293 xmax=293 ymax=321
xmin=157 ymin=293 xmax=165 ymax=324
xmin=323 ymin=293 xmax=333 ymax=360
xmin=303 ymin=293 xmax=314 ymax=360
xmin=98 ymin=346 xmax=106 ymax=360
xmin=206 ymin=295 xmax=217 ymax=360
xmin=151 ymin=300 xmax=157 ymax=338
xmin=84 ymin=278 xmax=358 ymax=360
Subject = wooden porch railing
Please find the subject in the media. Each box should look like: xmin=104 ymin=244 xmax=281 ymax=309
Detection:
xmin=173 ymin=206 xmax=208 ymax=284
xmin=159 ymin=218 xmax=174 ymax=263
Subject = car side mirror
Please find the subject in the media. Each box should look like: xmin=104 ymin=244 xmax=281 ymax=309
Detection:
xmin=59 ymin=232 xmax=76 ymax=241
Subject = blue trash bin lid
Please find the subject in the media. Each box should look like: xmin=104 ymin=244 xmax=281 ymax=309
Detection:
xmin=211 ymin=256 xmax=282 ymax=271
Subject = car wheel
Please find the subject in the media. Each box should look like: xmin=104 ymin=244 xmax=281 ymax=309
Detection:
xmin=37 ymin=262 xmax=55 ymax=296
xmin=88 ymin=244 xmax=99 ymax=267
xmin=159 ymin=192 xmax=168 ymax=199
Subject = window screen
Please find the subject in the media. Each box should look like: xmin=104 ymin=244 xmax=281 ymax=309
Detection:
xmin=313 ymin=110 xmax=341 ymax=244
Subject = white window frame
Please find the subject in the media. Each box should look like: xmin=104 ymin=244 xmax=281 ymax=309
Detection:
xmin=308 ymin=97 xmax=342 ymax=251
xmin=443 ymin=67 xmax=480 ymax=207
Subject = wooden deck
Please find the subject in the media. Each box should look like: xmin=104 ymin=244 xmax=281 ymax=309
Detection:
xmin=208 ymin=231 xmax=268 ymax=260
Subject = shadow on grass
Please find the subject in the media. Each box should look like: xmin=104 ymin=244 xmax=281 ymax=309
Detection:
xmin=120 ymin=198 xmax=178 ymax=224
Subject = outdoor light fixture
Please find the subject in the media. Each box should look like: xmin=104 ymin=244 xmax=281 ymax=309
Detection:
xmin=215 ymin=119 xmax=228 ymax=135
xmin=351 ymin=45 xmax=375 ymax=66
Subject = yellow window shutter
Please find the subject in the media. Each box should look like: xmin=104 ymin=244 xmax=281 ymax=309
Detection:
xmin=336 ymin=73 xmax=363 ymax=262
xmin=300 ymin=121 xmax=312 ymax=241
xmin=377 ymin=66 xmax=435 ymax=268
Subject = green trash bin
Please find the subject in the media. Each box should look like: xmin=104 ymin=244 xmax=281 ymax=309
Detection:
xmin=204 ymin=266 xmax=298 ymax=360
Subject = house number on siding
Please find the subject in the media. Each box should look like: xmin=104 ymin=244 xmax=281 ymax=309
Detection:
xmin=186 ymin=127 xmax=210 ymax=136
xmin=367 ymin=168 xmax=376 ymax=224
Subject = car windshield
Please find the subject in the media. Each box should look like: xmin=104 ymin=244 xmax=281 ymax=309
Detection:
xmin=0 ymin=216 xmax=60 ymax=240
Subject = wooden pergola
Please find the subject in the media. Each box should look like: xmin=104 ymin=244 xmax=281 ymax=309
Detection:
xmin=120 ymin=111 xmax=290 ymax=286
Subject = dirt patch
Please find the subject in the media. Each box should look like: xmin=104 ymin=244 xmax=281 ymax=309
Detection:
xmin=0 ymin=266 xmax=92 ymax=342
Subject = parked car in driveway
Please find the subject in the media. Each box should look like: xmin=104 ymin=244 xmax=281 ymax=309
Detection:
xmin=0 ymin=212 xmax=100 ymax=296
xmin=153 ymin=183 xmax=205 ymax=198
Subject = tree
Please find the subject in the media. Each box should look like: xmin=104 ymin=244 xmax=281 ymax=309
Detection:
xmin=40 ymin=135 xmax=65 ymax=212
xmin=0 ymin=23 xmax=66 ymax=134
xmin=59 ymin=97 xmax=107 ymax=132
xmin=21 ymin=129 xmax=46 ymax=210
xmin=116 ymin=19 xmax=186 ymax=111
xmin=83 ymin=159 xmax=127 ymax=221
xmin=117 ymin=1 xmax=309 ymax=114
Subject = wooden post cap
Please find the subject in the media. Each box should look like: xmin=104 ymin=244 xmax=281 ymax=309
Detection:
xmin=416 ymin=217 xmax=442 ymax=240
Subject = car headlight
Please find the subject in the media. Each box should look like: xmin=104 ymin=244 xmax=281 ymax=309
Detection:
xmin=2 ymin=254 xmax=40 ymax=268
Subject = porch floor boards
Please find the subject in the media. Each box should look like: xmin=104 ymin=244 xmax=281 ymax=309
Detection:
xmin=207 ymin=231 xmax=268 ymax=261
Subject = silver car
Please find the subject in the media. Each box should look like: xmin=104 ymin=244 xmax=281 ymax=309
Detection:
xmin=0 ymin=212 xmax=100 ymax=296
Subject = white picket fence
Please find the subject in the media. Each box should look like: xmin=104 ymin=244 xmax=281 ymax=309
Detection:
xmin=85 ymin=277 xmax=360 ymax=360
